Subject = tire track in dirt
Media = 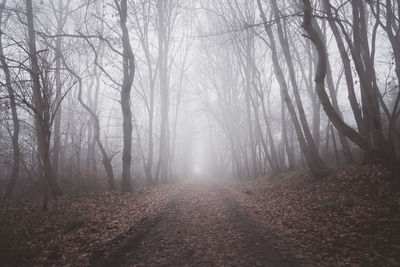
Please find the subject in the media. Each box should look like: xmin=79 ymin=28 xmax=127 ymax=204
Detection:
xmin=90 ymin=182 xmax=304 ymax=266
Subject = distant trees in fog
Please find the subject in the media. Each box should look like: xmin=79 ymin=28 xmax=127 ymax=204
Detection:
xmin=0 ymin=0 xmax=399 ymax=204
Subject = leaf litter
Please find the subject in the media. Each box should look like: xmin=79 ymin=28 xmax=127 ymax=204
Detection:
xmin=1 ymin=164 xmax=399 ymax=266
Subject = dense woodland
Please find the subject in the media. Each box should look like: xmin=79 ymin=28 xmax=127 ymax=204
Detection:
xmin=1 ymin=0 xmax=399 ymax=200
xmin=0 ymin=0 xmax=400 ymax=265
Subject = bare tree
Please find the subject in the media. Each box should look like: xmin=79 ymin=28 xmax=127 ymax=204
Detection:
xmin=26 ymin=0 xmax=63 ymax=209
xmin=302 ymin=0 xmax=400 ymax=190
xmin=50 ymin=0 xmax=70 ymax=180
xmin=0 ymin=0 xmax=20 ymax=200
xmin=257 ymin=0 xmax=328 ymax=178
xmin=61 ymin=54 xmax=117 ymax=191
xmin=116 ymin=0 xmax=135 ymax=192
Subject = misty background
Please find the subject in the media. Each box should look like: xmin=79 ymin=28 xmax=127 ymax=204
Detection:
xmin=0 ymin=0 xmax=399 ymax=201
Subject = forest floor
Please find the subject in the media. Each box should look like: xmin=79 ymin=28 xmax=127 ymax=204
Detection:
xmin=1 ymin=164 xmax=400 ymax=266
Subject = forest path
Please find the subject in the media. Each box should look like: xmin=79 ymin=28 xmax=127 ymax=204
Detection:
xmin=89 ymin=182 xmax=301 ymax=266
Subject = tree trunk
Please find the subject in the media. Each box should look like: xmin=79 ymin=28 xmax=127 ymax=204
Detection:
xmin=330 ymin=125 xmax=340 ymax=166
xmin=156 ymin=0 xmax=170 ymax=184
xmin=61 ymin=53 xmax=116 ymax=191
xmin=302 ymin=0 xmax=400 ymax=190
xmin=1 ymin=0 xmax=20 ymax=200
xmin=322 ymin=0 xmax=367 ymax=138
xmin=119 ymin=0 xmax=135 ymax=192
xmin=51 ymin=0 xmax=68 ymax=180
xmin=244 ymin=37 xmax=258 ymax=178
xmin=26 ymin=0 xmax=62 ymax=198
xmin=354 ymin=0 xmax=387 ymax=149
xmin=257 ymin=0 xmax=328 ymax=178
xmin=281 ymin=94 xmax=295 ymax=169
xmin=317 ymin=20 xmax=354 ymax=163
xmin=270 ymin=0 xmax=325 ymax=168
xmin=246 ymin=43 xmax=281 ymax=173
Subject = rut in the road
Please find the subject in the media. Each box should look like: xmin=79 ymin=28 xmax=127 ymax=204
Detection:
xmin=90 ymin=183 xmax=301 ymax=266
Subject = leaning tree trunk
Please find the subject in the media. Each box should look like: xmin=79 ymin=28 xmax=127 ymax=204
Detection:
xmin=251 ymin=89 xmax=276 ymax=173
xmin=322 ymin=0 xmax=368 ymax=139
xmin=257 ymin=0 xmax=328 ymax=178
xmin=301 ymin=0 xmax=400 ymax=191
xmin=61 ymin=53 xmax=116 ymax=191
xmin=247 ymin=47 xmax=282 ymax=173
xmin=317 ymin=21 xmax=354 ymax=163
xmin=270 ymin=0 xmax=325 ymax=169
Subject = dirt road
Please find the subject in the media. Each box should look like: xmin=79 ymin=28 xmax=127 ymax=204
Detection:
xmin=89 ymin=182 xmax=303 ymax=266
xmin=3 ymin=166 xmax=398 ymax=266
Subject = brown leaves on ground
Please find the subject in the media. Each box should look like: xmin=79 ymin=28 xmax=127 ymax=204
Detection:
xmin=0 ymin=185 xmax=179 ymax=266
xmin=1 ymin=165 xmax=399 ymax=266
xmin=227 ymin=164 xmax=400 ymax=266
xmin=90 ymin=183 xmax=297 ymax=267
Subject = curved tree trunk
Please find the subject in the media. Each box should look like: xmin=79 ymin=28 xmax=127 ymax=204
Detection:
xmin=316 ymin=21 xmax=354 ymax=163
xmin=118 ymin=0 xmax=135 ymax=192
xmin=302 ymin=0 xmax=400 ymax=191
xmin=257 ymin=0 xmax=328 ymax=178
xmin=61 ymin=53 xmax=116 ymax=191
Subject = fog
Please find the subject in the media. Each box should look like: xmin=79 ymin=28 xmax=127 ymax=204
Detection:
xmin=1 ymin=0 xmax=399 ymax=200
